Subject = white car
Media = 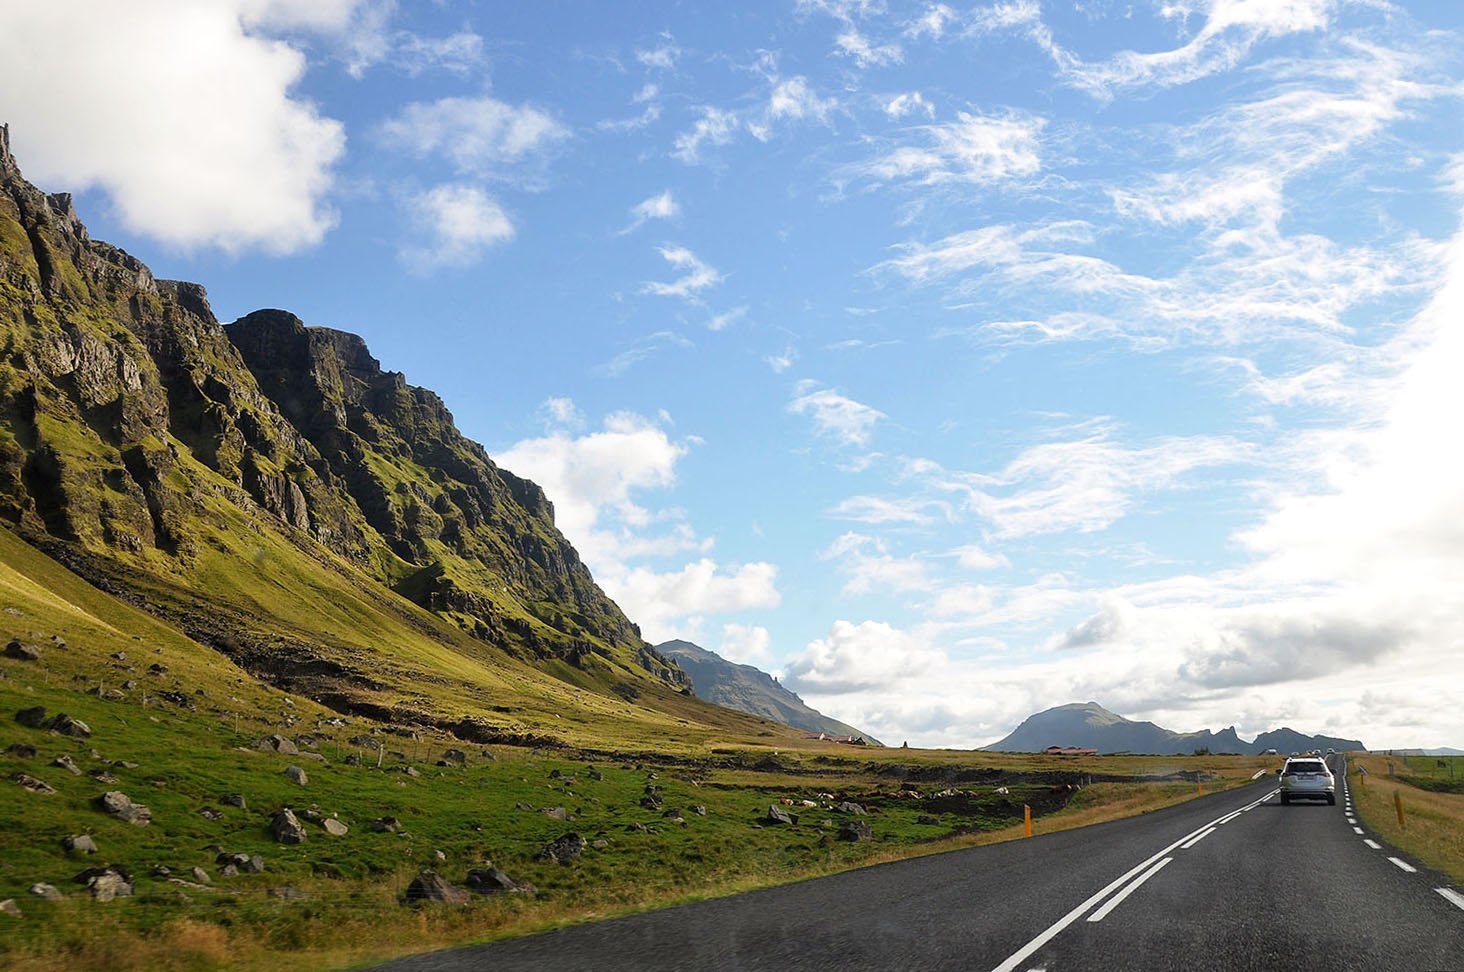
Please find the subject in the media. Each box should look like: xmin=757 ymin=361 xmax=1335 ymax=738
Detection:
xmin=1279 ymin=756 xmax=1336 ymax=805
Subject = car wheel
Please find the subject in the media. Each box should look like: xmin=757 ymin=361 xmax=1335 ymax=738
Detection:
xmin=1327 ymin=795 xmax=1336 ymax=805
xmin=1280 ymin=794 xmax=1290 ymax=805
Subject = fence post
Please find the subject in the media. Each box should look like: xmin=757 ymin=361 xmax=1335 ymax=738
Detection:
xmin=1394 ymin=791 xmax=1406 ymax=829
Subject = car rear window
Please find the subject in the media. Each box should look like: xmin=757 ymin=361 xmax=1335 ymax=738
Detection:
xmin=1284 ymin=761 xmax=1326 ymax=774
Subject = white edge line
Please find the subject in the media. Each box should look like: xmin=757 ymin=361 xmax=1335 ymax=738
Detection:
xmin=988 ymin=789 xmax=1277 ymax=972
xmin=1437 ymin=887 xmax=1464 ymax=911
xmin=1389 ymin=857 xmax=1417 ymax=873
xmin=1363 ymin=839 xmax=1381 ymax=849
xmin=1180 ymin=827 xmax=1217 ymax=849
xmin=1087 ymin=858 xmax=1173 ymax=923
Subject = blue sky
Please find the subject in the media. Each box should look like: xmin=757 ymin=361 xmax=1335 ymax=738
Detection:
xmin=4 ymin=1 xmax=1464 ymax=748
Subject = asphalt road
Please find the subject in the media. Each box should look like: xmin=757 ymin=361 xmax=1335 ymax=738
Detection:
xmin=368 ymin=757 xmax=1464 ymax=971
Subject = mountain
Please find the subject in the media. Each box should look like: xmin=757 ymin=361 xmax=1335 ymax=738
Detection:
xmin=655 ymin=639 xmax=880 ymax=743
xmin=985 ymin=701 xmax=1364 ymax=755
xmin=0 ymin=123 xmax=803 ymax=748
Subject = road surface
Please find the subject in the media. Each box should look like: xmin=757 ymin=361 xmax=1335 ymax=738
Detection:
xmin=368 ymin=757 xmax=1464 ymax=971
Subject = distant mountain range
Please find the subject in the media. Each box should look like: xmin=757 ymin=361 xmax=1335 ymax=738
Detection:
xmin=985 ymin=702 xmax=1365 ymax=755
xmin=655 ymin=640 xmax=880 ymax=744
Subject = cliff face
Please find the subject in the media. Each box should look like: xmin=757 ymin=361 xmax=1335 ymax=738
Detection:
xmin=0 ymin=124 xmax=682 ymax=703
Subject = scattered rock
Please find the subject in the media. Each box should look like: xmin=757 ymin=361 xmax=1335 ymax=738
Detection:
xmin=216 ymin=852 xmax=265 ymax=873
xmin=29 ymin=883 xmax=63 ymax=901
xmin=690 ymin=805 xmax=707 ymax=816
xmin=343 ymin=754 xmax=362 ymax=766
xmin=836 ymin=801 xmax=867 ymax=816
xmin=591 ymin=839 xmax=610 ymax=850
xmin=515 ymin=802 xmax=533 ymax=811
xmin=588 ymin=769 xmax=604 ymax=781
xmin=97 ymin=791 xmax=152 ymax=826
xmin=14 ymin=706 xmax=48 ymax=728
xmin=322 ymin=818 xmax=348 ymax=836
xmin=400 ymin=766 xmax=421 ymax=778
xmin=268 ymin=885 xmax=306 ymax=900
xmin=269 ymin=808 xmax=307 ymax=844
xmin=838 ymin=820 xmax=873 ymax=842
xmin=6 ymin=742 xmax=37 ymax=758
xmin=370 ymin=816 xmax=402 ymax=833
xmin=113 ymin=760 xmax=138 ymax=769
xmin=256 ymin=735 xmax=299 ymax=756
xmin=639 ymin=795 xmax=663 ymax=809
xmin=221 ymin=793 xmax=247 ymax=809
xmin=537 ymin=832 xmax=587 ymax=863
xmin=442 ymin=748 xmax=467 ymax=765
xmin=147 ymin=663 xmax=168 ymax=675
xmin=404 ymin=870 xmax=469 ymax=905
xmin=541 ymin=806 xmax=568 ymax=821
xmin=917 ymin=814 xmax=940 ymax=825
xmin=150 ymin=865 xmax=172 ymax=878
xmin=626 ymin=822 xmax=650 ymax=833
xmin=63 ymin=834 xmax=98 ymax=855
xmin=89 ymin=770 xmax=119 ymax=784
xmin=433 ymin=850 xmax=447 ymax=863
xmin=465 ymin=867 xmax=522 ymax=894
xmin=190 ymin=867 xmax=211 ymax=885
xmin=75 ymin=866 xmax=133 ymax=902
xmin=0 ymin=899 xmax=20 ymax=918
xmin=14 ymin=773 xmax=56 ymax=795
xmin=3 ymin=639 xmax=40 ymax=661
xmin=199 ymin=806 xmax=223 ymax=821
xmin=766 ymin=805 xmax=797 ymax=826
xmin=49 ymin=714 xmax=91 ymax=738
xmin=219 ymin=864 xmax=239 ymax=878
xmin=283 ymin=766 xmax=308 ymax=785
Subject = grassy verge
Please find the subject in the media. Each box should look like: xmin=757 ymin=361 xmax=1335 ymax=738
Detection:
xmin=1349 ymin=754 xmax=1464 ymax=885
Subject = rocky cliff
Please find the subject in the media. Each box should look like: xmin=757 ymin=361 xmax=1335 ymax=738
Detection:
xmin=0 ymin=123 xmax=683 ymax=710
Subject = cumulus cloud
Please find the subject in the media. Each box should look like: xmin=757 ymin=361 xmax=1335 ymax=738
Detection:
xmin=497 ymin=405 xmax=779 ymax=644
xmin=788 ymin=382 xmax=886 ymax=447
xmin=821 ymin=533 xmax=931 ymax=596
xmin=784 ymin=620 xmax=944 ymax=694
xmin=719 ymin=623 xmax=773 ymax=665
xmin=0 ymin=0 xmax=344 ymax=253
xmin=398 ymin=183 xmax=513 ymax=272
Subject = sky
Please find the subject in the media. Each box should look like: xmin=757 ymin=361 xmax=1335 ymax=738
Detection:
xmin=2 ymin=1 xmax=1463 ymax=750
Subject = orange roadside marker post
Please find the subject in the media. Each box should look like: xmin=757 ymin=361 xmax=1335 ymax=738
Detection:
xmin=1394 ymin=791 xmax=1406 ymax=829
xmin=1024 ymin=804 xmax=1032 ymax=838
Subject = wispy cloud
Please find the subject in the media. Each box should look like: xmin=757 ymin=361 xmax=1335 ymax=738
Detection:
xmin=642 ymin=245 xmax=723 ymax=299
xmin=377 ymin=93 xmax=569 ymax=177
xmin=621 ymin=189 xmax=680 ymax=234
xmin=595 ymin=330 xmax=695 ymax=376
xmin=788 ymin=381 xmax=887 ymax=447
xmin=852 ymin=110 xmax=1043 ymax=188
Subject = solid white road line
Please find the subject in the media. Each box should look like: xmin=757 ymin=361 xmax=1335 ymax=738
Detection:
xmin=988 ymin=789 xmax=1278 ymax=972
xmin=1087 ymin=858 xmax=1174 ymax=923
xmin=1364 ymin=839 xmax=1382 ymax=849
xmin=1215 ymin=810 xmax=1243 ymax=826
xmin=1390 ymin=858 xmax=1418 ymax=873
xmin=1437 ymin=888 xmax=1464 ymax=912
xmin=1180 ymin=827 xmax=1216 ymax=849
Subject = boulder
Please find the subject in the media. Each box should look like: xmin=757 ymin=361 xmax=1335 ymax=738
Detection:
xmin=838 ymin=820 xmax=873 ymax=842
xmin=216 ymin=852 xmax=266 ymax=874
xmin=15 ymin=706 xmax=48 ymax=728
xmin=3 ymin=639 xmax=39 ymax=661
xmin=283 ymin=766 xmax=308 ymax=785
xmin=190 ymin=867 xmax=211 ymax=885
xmin=13 ymin=773 xmax=56 ymax=795
xmin=269 ymin=808 xmax=308 ymax=844
xmin=442 ymin=748 xmax=467 ymax=765
xmin=404 ymin=870 xmax=469 ymax=905
xmin=48 ymin=714 xmax=91 ymax=738
xmin=536 ymin=832 xmax=587 ymax=863
xmin=29 ymin=883 xmax=63 ymax=901
xmin=370 ymin=816 xmax=402 ymax=833
xmin=75 ymin=866 xmax=133 ymax=902
xmin=690 ymin=804 xmax=707 ymax=816
xmin=0 ymin=899 xmax=20 ymax=917
xmin=63 ymin=834 xmax=98 ymax=855
xmin=464 ymin=867 xmax=521 ymax=894
xmin=6 ymin=742 xmax=37 ymax=758
xmin=541 ymin=806 xmax=568 ymax=821
xmin=766 ymin=805 xmax=797 ymax=826
xmin=221 ymin=793 xmax=247 ymax=809
xmin=97 ymin=791 xmax=152 ymax=826
xmin=322 ymin=818 xmax=348 ymax=836
xmin=836 ymin=801 xmax=867 ymax=815
xmin=917 ymin=814 xmax=940 ymax=825
xmin=256 ymin=735 xmax=299 ymax=755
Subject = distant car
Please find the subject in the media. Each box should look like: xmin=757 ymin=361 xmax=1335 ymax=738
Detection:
xmin=1263 ymin=748 xmax=1278 ymax=755
xmin=1279 ymin=756 xmax=1336 ymax=805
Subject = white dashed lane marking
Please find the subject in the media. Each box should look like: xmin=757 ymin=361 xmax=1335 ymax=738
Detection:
xmin=1087 ymin=858 xmax=1174 ymax=924
xmin=1390 ymin=858 xmax=1418 ymax=873
xmin=1437 ymin=888 xmax=1464 ymax=912
xmin=1179 ymin=828 xmax=1216 ymax=849
xmin=1353 ymin=827 xmax=1365 ymax=834
xmin=1364 ymin=839 xmax=1382 ymax=849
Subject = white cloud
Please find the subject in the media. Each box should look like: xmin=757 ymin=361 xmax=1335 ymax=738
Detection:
xmin=398 ymin=183 xmax=514 ymax=272
xmin=672 ymin=107 xmax=738 ymax=164
xmin=906 ymin=4 xmax=959 ymax=39
xmin=377 ymin=94 xmax=568 ymax=177
xmin=719 ymin=623 xmax=773 ymax=665
xmin=784 ymin=620 xmax=944 ymax=694
xmin=707 ymin=306 xmax=748 ymax=331
xmin=636 ymin=43 xmax=681 ymax=70
xmin=614 ymin=560 xmax=781 ymax=644
xmin=595 ymin=331 xmax=695 ymax=377
xmin=953 ymin=543 xmax=1007 ymax=570
xmin=884 ymin=91 xmax=935 ymax=119
xmin=821 ymin=532 xmax=930 ymax=596
xmin=827 ymin=495 xmax=945 ymax=525
xmin=621 ymin=190 xmax=680 ymax=234
xmin=766 ymin=348 xmax=797 ymax=373
xmin=855 ymin=111 xmax=1043 ymax=188
xmin=834 ymin=29 xmax=903 ymax=68
xmin=0 ymin=0 xmax=344 ymax=254
xmin=642 ymin=246 xmax=723 ymax=299
xmin=788 ymin=382 xmax=887 ymax=447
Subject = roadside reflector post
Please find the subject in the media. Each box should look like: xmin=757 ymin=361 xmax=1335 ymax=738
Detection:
xmin=1024 ymin=804 xmax=1032 ymax=838
xmin=1394 ymin=791 xmax=1406 ymax=829
xmin=1197 ymin=783 xmax=1204 ymax=796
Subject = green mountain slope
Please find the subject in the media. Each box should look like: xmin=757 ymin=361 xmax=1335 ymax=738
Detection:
xmin=0 ymin=124 xmax=765 ymax=746
xmin=655 ymin=639 xmax=880 ymax=743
